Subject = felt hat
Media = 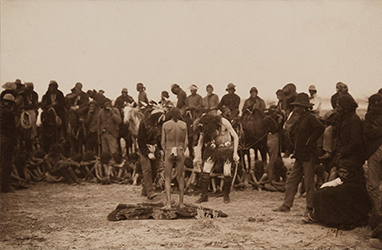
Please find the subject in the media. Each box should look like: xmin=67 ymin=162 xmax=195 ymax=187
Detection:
xmin=2 ymin=82 xmax=16 ymax=90
xmin=206 ymin=84 xmax=214 ymax=91
xmin=308 ymin=85 xmax=316 ymax=91
xmin=161 ymin=91 xmax=169 ymax=98
xmin=337 ymin=95 xmax=358 ymax=111
xmin=281 ymin=83 xmax=297 ymax=99
xmin=290 ymin=93 xmax=314 ymax=108
xmin=226 ymin=83 xmax=236 ymax=91
xmin=250 ymin=87 xmax=258 ymax=93
xmin=121 ymin=88 xmax=128 ymax=93
xmin=3 ymin=93 xmax=15 ymax=102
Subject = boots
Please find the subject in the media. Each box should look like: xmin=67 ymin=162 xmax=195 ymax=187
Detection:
xmin=196 ymin=173 xmax=210 ymax=203
xmin=223 ymin=176 xmax=233 ymax=203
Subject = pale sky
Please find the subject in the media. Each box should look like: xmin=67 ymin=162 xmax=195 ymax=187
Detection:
xmin=1 ymin=0 xmax=382 ymax=108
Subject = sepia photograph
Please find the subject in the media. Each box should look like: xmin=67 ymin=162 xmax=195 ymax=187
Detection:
xmin=1 ymin=0 xmax=382 ymax=249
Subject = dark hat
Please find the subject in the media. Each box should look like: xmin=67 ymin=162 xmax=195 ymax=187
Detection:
xmin=369 ymin=94 xmax=382 ymax=107
xmin=226 ymin=83 xmax=236 ymax=91
xmin=49 ymin=80 xmax=58 ymax=88
xmin=290 ymin=92 xmax=314 ymax=108
xmin=337 ymin=95 xmax=358 ymax=111
xmin=121 ymin=88 xmax=128 ymax=93
xmin=250 ymin=87 xmax=258 ymax=93
xmin=206 ymin=84 xmax=214 ymax=91
xmin=171 ymin=84 xmax=180 ymax=90
xmin=161 ymin=91 xmax=169 ymax=98
xmin=281 ymin=83 xmax=297 ymax=99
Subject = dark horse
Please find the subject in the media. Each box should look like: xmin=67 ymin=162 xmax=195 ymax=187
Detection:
xmin=239 ymin=111 xmax=268 ymax=168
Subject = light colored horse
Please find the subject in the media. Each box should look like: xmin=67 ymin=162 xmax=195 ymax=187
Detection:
xmin=122 ymin=104 xmax=144 ymax=155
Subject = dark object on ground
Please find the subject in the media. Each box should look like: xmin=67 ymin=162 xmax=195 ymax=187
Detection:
xmin=107 ymin=202 xmax=228 ymax=221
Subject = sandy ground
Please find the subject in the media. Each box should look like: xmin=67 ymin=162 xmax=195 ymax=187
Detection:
xmin=0 ymin=178 xmax=376 ymax=250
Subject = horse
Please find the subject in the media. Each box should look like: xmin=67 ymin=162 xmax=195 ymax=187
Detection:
xmin=239 ymin=111 xmax=268 ymax=171
xmin=67 ymin=109 xmax=86 ymax=156
xmin=122 ymin=104 xmax=144 ymax=155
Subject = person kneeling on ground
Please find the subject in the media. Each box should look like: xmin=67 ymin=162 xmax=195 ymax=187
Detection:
xmin=303 ymin=159 xmax=372 ymax=230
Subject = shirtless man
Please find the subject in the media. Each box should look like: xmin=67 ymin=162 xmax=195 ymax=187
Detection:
xmin=194 ymin=114 xmax=240 ymax=203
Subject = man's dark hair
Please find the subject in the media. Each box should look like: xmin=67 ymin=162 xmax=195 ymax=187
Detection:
xmin=167 ymin=107 xmax=182 ymax=122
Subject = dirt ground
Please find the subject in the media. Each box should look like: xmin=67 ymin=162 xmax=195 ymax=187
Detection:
xmin=0 ymin=176 xmax=376 ymax=250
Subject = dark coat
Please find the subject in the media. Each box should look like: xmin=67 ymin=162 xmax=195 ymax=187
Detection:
xmin=218 ymin=93 xmax=241 ymax=113
xmin=41 ymin=90 xmax=66 ymax=119
xmin=137 ymin=120 xmax=162 ymax=158
xmin=291 ymin=111 xmax=325 ymax=162
xmin=364 ymin=110 xmax=382 ymax=159
xmin=65 ymin=91 xmax=89 ymax=116
xmin=313 ymin=175 xmax=372 ymax=229
xmin=334 ymin=111 xmax=365 ymax=165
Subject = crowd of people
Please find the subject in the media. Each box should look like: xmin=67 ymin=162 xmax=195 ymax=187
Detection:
xmin=1 ymin=79 xmax=382 ymax=237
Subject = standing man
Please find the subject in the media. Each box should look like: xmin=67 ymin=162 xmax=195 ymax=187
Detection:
xmin=138 ymin=109 xmax=165 ymax=200
xmin=241 ymin=87 xmax=266 ymax=119
xmin=365 ymin=94 xmax=382 ymax=217
xmin=66 ymin=82 xmax=89 ymax=155
xmin=41 ymin=80 xmax=67 ymax=142
xmin=161 ymin=108 xmax=188 ymax=209
xmin=218 ymin=83 xmax=241 ymax=121
xmin=97 ymin=99 xmax=122 ymax=156
xmin=273 ymin=93 xmax=324 ymax=215
xmin=202 ymin=84 xmax=219 ymax=116
xmin=0 ymin=94 xmax=17 ymax=193
xmin=308 ymin=85 xmax=321 ymax=117
xmin=185 ymin=84 xmax=203 ymax=120
xmin=16 ymin=82 xmax=39 ymax=151
xmin=171 ymin=84 xmax=187 ymax=115
xmin=136 ymin=83 xmax=148 ymax=108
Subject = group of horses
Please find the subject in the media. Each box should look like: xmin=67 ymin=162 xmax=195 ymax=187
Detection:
xmin=120 ymin=104 xmax=269 ymax=172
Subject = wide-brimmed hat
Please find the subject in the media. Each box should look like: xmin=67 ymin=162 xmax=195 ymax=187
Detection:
xmin=2 ymin=82 xmax=16 ymax=90
xmin=281 ymin=83 xmax=297 ymax=99
xmin=337 ymin=95 xmax=358 ymax=111
xmin=3 ymin=93 xmax=15 ymax=102
xmin=226 ymin=83 xmax=236 ymax=91
xmin=290 ymin=92 xmax=314 ymax=108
